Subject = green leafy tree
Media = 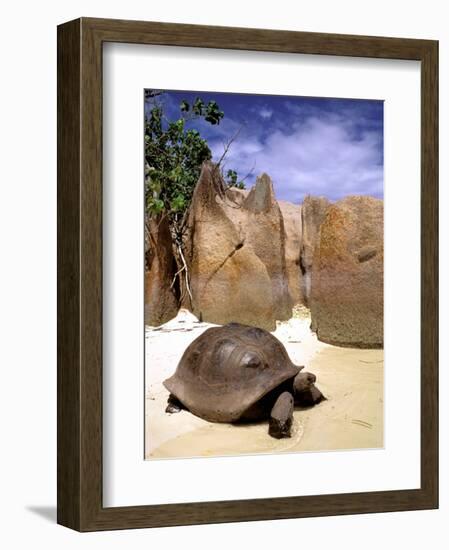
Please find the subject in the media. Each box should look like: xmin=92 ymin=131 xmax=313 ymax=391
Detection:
xmin=144 ymin=90 xmax=245 ymax=303
xmin=225 ymin=169 xmax=245 ymax=190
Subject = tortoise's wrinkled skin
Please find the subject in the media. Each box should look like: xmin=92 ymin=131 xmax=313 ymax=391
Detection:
xmin=163 ymin=322 xmax=325 ymax=437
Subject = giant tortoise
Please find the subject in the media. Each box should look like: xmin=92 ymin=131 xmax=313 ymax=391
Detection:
xmin=163 ymin=322 xmax=325 ymax=438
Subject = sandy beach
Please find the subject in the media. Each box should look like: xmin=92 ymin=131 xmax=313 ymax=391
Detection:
xmin=145 ymin=308 xmax=383 ymax=459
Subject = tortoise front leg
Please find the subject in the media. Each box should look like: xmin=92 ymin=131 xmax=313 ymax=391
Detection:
xmin=268 ymin=391 xmax=294 ymax=439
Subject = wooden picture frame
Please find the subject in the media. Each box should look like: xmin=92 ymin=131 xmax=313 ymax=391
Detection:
xmin=57 ymin=17 xmax=438 ymax=531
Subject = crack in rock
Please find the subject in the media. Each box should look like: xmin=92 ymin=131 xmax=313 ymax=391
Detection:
xmin=204 ymin=240 xmax=245 ymax=289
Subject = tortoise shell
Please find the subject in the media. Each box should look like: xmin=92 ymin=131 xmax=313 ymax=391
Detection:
xmin=163 ymin=323 xmax=301 ymax=422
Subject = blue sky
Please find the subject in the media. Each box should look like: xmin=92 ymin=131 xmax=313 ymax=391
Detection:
xmin=144 ymin=90 xmax=384 ymax=204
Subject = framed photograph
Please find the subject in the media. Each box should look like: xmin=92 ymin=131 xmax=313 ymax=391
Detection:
xmin=57 ymin=17 xmax=438 ymax=531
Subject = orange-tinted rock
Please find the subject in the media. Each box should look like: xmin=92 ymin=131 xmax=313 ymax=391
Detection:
xmin=310 ymin=196 xmax=383 ymax=348
xmin=144 ymin=215 xmax=178 ymax=326
xmin=186 ymin=164 xmax=292 ymax=330
xmin=300 ymin=195 xmax=331 ymax=305
xmin=242 ymin=174 xmax=292 ymax=320
xmin=279 ymin=200 xmax=303 ymax=305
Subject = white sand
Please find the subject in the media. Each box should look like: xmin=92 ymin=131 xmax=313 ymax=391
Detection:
xmin=145 ymin=308 xmax=383 ymax=459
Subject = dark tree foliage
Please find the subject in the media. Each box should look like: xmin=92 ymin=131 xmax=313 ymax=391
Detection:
xmin=225 ymin=169 xmax=246 ymax=190
xmin=144 ymin=91 xmax=244 ymax=223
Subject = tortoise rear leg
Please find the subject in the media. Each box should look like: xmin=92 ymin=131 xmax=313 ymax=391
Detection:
xmin=165 ymin=394 xmax=185 ymax=414
xmin=268 ymin=391 xmax=294 ymax=439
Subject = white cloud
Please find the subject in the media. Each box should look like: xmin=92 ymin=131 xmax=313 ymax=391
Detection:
xmin=212 ymin=115 xmax=383 ymax=203
xmin=259 ymin=108 xmax=273 ymax=119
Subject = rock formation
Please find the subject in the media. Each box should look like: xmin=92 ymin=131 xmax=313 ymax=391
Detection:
xmin=278 ymin=200 xmax=303 ymax=305
xmin=144 ymin=215 xmax=179 ymax=326
xmin=185 ymin=163 xmax=300 ymax=329
xmin=241 ymin=174 xmax=292 ymax=320
xmin=300 ymin=195 xmax=331 ymax=305
xmin=310 ymin=195 xmax=383 ymax=347
xmin=144 ymin=161 xmax=384 ymax=348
